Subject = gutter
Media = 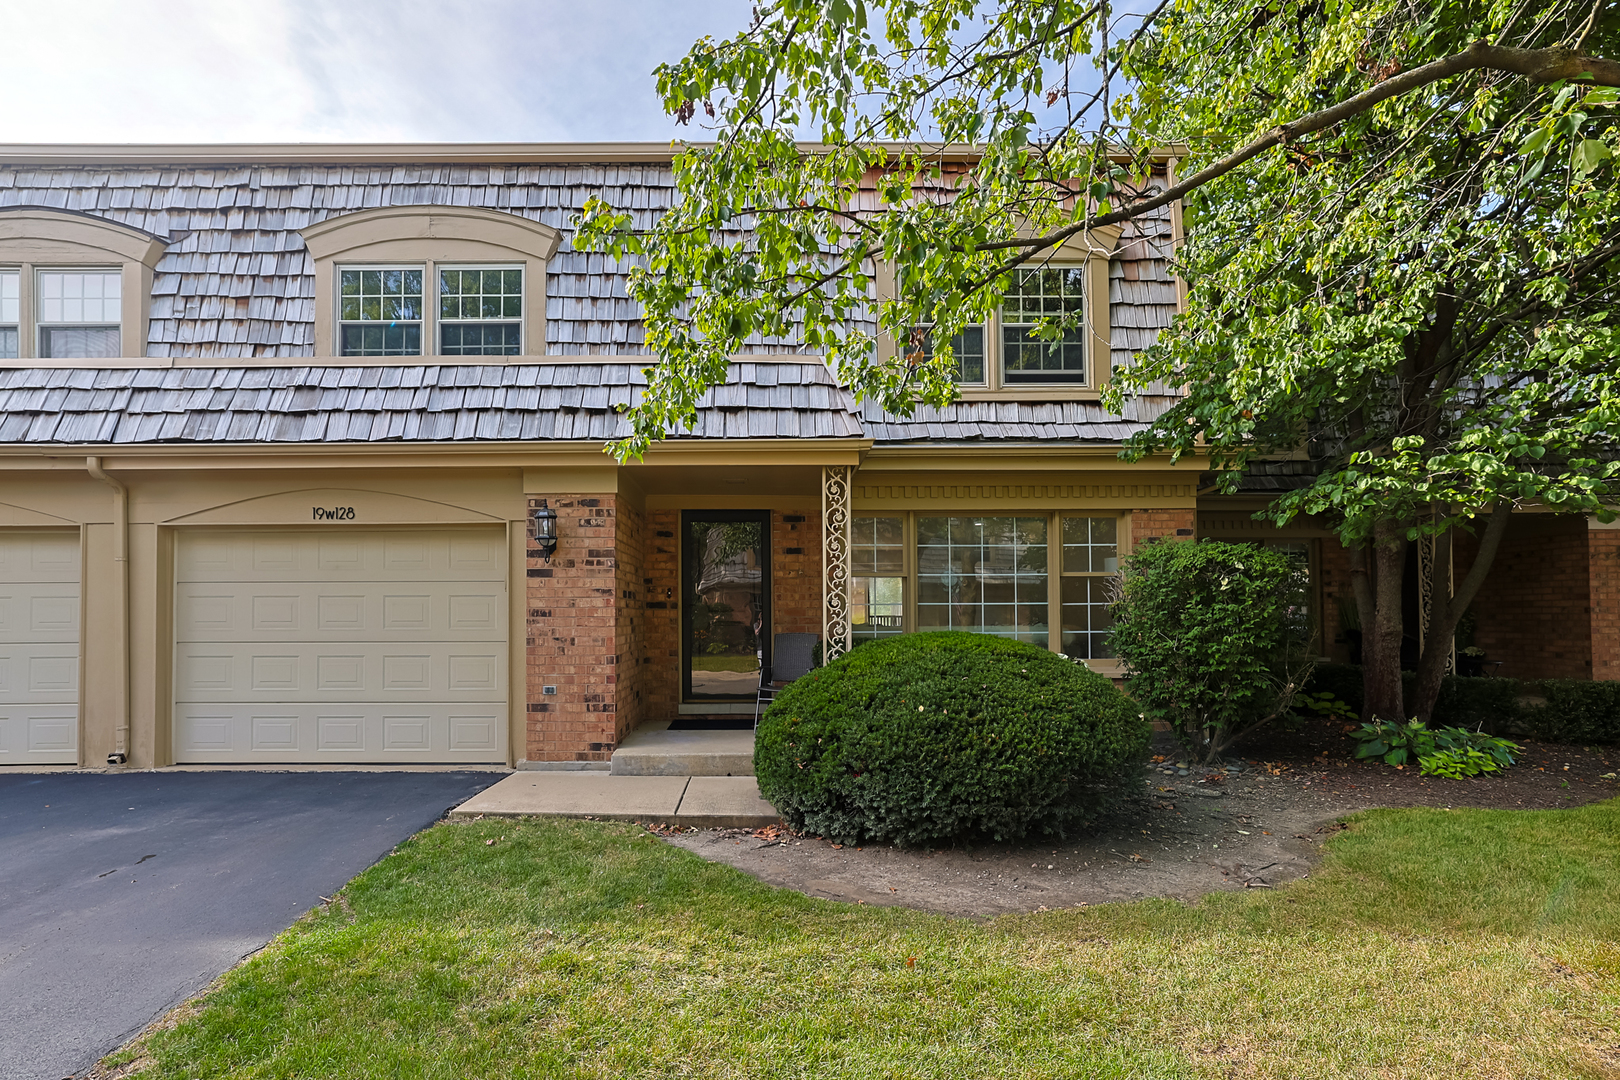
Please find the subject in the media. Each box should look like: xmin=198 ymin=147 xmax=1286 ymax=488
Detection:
xmin=85 ymin=456 xmax=130 ymax=766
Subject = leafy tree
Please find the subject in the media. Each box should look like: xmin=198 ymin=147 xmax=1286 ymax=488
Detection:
xmin=574 ymin=0 xmax=1620 ymax=722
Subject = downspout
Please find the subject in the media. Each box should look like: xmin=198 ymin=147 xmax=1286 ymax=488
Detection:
xmin=86 ymin=456 xmax=130 ymax=766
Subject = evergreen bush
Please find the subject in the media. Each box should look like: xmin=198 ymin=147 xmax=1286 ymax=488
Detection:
xmin=1110 ymin=540 xmax=1311 ymax=763
xmin=753 ymin=632 xmax=1150 ymax=846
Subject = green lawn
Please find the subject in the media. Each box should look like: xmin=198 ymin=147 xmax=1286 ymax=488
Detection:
xmin=107 ymin=802 xmax=1620 ymax=1079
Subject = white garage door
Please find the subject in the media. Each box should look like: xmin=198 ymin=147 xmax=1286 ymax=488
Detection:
xmin=173 ymin=527 xmax=508 ymax=764
xmin=0 ymin=531 xmax=81 ymax=765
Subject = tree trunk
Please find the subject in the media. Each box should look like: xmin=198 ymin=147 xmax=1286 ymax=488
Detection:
xmin=1409 ymin=504 xmax=1514 ymax=721
xmin=1362 ymin=518 xmax=1409 ymax=722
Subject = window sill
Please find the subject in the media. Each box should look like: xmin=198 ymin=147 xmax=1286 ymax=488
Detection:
xmin=953 ymin=387 xmax=1103 ymax=402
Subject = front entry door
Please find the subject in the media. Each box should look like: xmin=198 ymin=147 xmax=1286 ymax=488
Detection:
xmin=682 ymin=511 xmax=770 ymax=701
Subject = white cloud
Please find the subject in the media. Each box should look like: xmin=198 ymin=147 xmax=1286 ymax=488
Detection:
xmin=0 ymin=0 xmax=752 ymax=142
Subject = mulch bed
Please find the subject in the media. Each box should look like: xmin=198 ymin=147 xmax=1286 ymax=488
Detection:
xmin=662 ymin=721 xmax=1619 ymax=918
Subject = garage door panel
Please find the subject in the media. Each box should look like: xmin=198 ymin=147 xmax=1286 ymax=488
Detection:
xmin=175 ymin=584 xmax=506 ymax=641
xmin=176 ymin=529 xmax=505 ymax=583
xmin=174 ymin=644 xmax=505 ymax=702
xmin=0 ymin=532 xmax=80 ymax=766
xmin=0 ymin=584 xmax=81 ymax=642
xmin=0 ymin=532 xmax=79 ymax=580
xmin=0 ymin=705 xmax=78 ymax=760
xmin=174 ymin=526 xmax=507 ymax=764
xmin=0 ymin=647 xmax=81 ymax=701
xmin=172 ymin=703 xmax=504 ymax=763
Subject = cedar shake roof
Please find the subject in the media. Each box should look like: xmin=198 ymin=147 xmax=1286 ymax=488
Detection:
xmin=0 ymin=155 xmax=1181 ymax=446
xmin=0 ymin=362 xmax=862 ymax=444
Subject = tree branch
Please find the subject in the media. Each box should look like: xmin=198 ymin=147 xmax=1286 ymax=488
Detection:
xmin=969 ymin=39 xmax=1620 ymax=261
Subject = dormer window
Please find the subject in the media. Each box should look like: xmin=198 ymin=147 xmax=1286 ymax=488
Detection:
xmin=37 ymin=269 xmax=122 ymax=358
xmin=301 ymin=206 xmax=558 ymax=359
xmin=338 ymin=267 xmax=424 ymax=356
xmin=0 ymin=270 xmax=17 ymax=359
xmin=438 ymin=266 xmax=523 ymax=356
xmin=1000 ymin=267 xmax=1087 ymax=384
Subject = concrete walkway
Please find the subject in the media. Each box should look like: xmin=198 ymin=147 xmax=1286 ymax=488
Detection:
xmin=610 ymin=724 xmax=755 ymax=776
xmin=449 ymin=772 xmax=780 ymax=828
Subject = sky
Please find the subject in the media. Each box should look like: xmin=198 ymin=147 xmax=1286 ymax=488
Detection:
xmin=0 ymin=0 xmax=756 ymax=144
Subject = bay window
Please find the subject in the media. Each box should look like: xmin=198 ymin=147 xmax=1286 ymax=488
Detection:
xmin=850 ymin=510 xmax=1126 ymax=660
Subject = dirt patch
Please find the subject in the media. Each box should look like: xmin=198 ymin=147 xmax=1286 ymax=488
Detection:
xmin=662 ymin=722 xmax=1620 ymax=919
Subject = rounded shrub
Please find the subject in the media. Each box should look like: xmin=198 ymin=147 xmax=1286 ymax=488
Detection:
xmin=754 ymin=631 xmax=1150 ymax=846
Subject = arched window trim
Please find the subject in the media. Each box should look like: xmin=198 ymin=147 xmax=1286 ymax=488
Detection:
xmin=0 ymin=207 xmax=169 ymax=360
xmin=300 ymin=205 xmax=563 ymax=358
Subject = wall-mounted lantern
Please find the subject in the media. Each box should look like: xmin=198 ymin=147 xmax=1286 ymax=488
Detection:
xmin=531 ymin=499 xmax=558 ymax=563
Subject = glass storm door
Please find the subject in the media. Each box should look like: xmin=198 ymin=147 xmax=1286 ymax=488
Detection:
xmin=682 ymin=511 xmax=771 ymax=700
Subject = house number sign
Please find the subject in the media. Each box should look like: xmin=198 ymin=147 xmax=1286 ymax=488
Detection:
xmin=312 ymin=506 xmax=357 ymax=521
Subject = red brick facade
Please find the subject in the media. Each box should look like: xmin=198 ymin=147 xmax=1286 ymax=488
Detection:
xmin=1459 ymin=515 xmax=1593 ymax=680
xmin=524 ymin=494 xmax=627 ymax=763
xmin=524 ymin=497 xmax=1613 ymax=761
xmin=1590 ymin=525 xmax=1620 ymax=680
xmin=1129 ymin=507 xmax=1196 ymax=549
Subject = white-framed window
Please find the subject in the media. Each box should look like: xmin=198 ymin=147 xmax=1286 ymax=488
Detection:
xmin=301 ymin=205 xmax=560 ymax=360
xmin=904 ymin=264 xmax=1090 ymax=390
xmin=438 ymin=265 xmax=523 ymax=356
xmin=907 ymin=324 xmax=987 ymax=386
xmin=851 ymin=515 xmax=907 ymax=641
xmin=999 ymin=267 xmax=1087 ymax=385
xmin=337 ymin=266 xmax=423 ymax=356
xmin=37 ymin=268 xmax=121 ymax=359
xmin=1059 ymin=515 xmax=1120 ymax=660
xmin=850 ymin=509 xmax=1126 ymax=660
xmin=0 ymin=270 xmax=17 ymax=359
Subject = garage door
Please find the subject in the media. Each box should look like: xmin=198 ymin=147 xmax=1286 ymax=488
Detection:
xmin=0 ymin=531 xmax=81 ymax=765
xmin=173 ymin=527 xmax=508 ymax=764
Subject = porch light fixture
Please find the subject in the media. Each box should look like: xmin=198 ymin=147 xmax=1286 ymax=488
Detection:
xmin=531 ymin=500 xmax=559 ymax=563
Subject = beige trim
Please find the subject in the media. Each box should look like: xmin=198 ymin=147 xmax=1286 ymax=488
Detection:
xmin=160 ymin=487 xmax=507 ymax=526
xmin=1165 ymin=157 xmax=1189 ymax=315
xmin=0 ymin=142 xmax=1193 ymax=167
xmin=302 ymin=206 xmax=560 ymax=358
xmin=860 ymin=446 xmax=1202 ymax=471
xmin=0 ymin=208 xmax=166 ymax=360
xmin=0 ymin=438 xmax=871 ymax=472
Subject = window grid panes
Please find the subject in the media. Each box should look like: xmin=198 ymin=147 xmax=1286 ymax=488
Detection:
xmin=909 ymin=325 xmax=985 ymax=385
xmin=338 ymin=267 xmax=423 ymax=357
xmin=1060 ymin=516 xmax=1119 ymax=660
xmin=37 ymin=270 xmax=121 ymax=359
xmin=439 ymin=267 xmax=522 ymax=356
xmin=851 ymin=516 xmax=906 ymax=640
xmin=1000 ymin=267 xmax=1086 ymax=385
xmin=916 ymin=516 xmax=1048 ymax=646
xmin=0 ymin=271 xmax=17 ymax=360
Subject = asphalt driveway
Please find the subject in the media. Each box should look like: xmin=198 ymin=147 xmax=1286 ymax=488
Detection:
xmin=0 ymin=769 xmax=501 ymax=1080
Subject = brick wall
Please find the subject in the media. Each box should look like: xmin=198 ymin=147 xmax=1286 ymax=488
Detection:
xmin=1129 ymin=507 xmax=1196 ymax=549
xmin=1459 ymin=515 xmax=1593 ymax=681
xmin=1590 ymin=525 xmax=1620 ymax=680
xmin=524 ymin=494 xmax=625 ymax=763
xmin=1316 ymin=537 xmax=1356 ymax=663
xmin=772 ymin=509 xmax=822 ymax=635
xmin=642 ymin=509 xmax=682 ymax=721
xmin=613 ymin=500 xmax=647 ymax=738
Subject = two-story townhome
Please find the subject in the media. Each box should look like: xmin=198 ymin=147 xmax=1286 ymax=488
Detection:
xmin=0 ymin=143 xmax=1611 ymax=770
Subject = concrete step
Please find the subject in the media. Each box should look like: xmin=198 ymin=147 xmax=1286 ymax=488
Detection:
xmin=449 ymin=773 xmax=780 ymax=829
xmin=610 ymin=724 xmax=756 ymax=777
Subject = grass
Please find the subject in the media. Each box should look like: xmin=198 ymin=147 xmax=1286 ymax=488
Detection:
xmin=106 ymin=801 xmax=1620 ymax=1079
